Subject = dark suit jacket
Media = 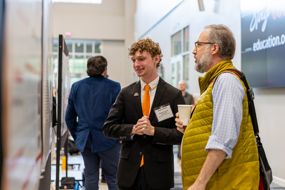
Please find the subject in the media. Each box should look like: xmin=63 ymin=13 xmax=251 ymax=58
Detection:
xmin=65 ymin=76 xmax=121 ymax=153
xmin=184 ymin=91 xmax=194 ymax=105
xmin=103 ymin=78 xmax=184 ymax=189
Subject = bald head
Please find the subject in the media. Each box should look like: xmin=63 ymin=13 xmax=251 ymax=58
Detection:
xmin=178 ymin=80 xmax=187 ymax=92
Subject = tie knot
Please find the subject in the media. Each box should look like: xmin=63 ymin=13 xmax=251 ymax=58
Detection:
xmin=144 ymin=84 xmax=150 ymax=91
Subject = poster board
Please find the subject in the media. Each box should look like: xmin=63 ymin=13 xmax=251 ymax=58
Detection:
xmin=0 ymin=0 xmax=5 ymax=187
xmin=41 ymin=0 xmax=53 ymax=170
xmin=1 ymin=0 xmax=43 ymax=189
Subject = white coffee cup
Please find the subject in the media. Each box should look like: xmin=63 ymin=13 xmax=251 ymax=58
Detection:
xmin=177 ymin=104 xmax=192 ymax=126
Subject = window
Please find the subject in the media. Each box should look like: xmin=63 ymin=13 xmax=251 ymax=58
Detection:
xmin=95 ymin=41 xmax=101 ymax=53
xmin=171 ymin=31 xmax=182 ymax=56
xmin=66 ymin=43 xmax=73 ymax=53
xmin=53 ymin=39 xmax=102 ymax=85
xmin=170 ymin=26 xmax=190 ymax=85
xmin=86 ymin=42 xmax=92 ymax=53
xmin=74 ymin=42 xmax=84 ymax=53
xmin=183 ymin=54 xmax=189 ymax=80
xmin=183 ymin=26 xmax=189 ymax=52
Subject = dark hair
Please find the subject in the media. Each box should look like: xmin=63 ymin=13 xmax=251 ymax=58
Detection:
xmin=205 ymin=24 xmax=236 ymax=59
xmin=129 ymin=38 xmax=163 ymax=67
xmin=86 ymin=55 xmax=107 ymax=77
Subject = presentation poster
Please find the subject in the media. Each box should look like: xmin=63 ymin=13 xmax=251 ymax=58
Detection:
xmin=0 ymin=0 xmax=4 ymax=187
xmin=3 ymin=0 xmax=43 ymax=189
xmin=41 ymin=0 xmax=53 ymax=170
xmin=241 ymin=0 xmax=285 ymax=88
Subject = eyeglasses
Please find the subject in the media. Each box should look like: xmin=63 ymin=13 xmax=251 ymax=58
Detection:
xmin=194 ymin=41 xmax=215 ymax=48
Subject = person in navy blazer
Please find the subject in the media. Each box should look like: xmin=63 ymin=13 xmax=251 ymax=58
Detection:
xmin=104 ymin=38 xmax=185 ymax=190
xmin=65 ymin=55 xmax=121 ymax=190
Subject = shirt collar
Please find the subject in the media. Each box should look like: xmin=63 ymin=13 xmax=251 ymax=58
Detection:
xmin=140 ymin=76 xmax=159 ymax=91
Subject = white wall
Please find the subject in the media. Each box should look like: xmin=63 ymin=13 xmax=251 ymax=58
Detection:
xmin=102 ymin=40 xmax=126 ymax=84
xmin=135 ymin=0 xmax=285 ymax=186
xmin=134 ymin=0 xmax=184 ymax=38
xmin=254 ymin=88 xmax=285 ymax=186
xmin=52 ymin=0 xmax=125 ymax=39
xmin=52 ymin=0 xmax=136 ymax=87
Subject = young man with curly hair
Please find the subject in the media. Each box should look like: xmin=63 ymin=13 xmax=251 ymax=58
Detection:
xmin=104 ymin=38 xmax=185 ymax=190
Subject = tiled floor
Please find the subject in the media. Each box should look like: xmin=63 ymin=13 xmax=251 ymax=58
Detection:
xmin=52 ymin=146 xmax=284 ymax=190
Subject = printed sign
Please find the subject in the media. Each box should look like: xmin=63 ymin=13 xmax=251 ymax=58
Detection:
xmin=241 ymin=0 xmax=285 ymax=88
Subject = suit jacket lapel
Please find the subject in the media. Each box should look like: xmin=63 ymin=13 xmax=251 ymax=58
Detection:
xmin=150 ymin=78 xmax=166 ymax=119
xmin=132 ymin=81 xmax=143 ymax=117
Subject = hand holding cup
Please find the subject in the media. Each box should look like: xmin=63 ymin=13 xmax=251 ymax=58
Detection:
xmin=177 ymin=104 xmax=192 ymax=128
xmin=175 ymin=113 xmax=185 ymax=133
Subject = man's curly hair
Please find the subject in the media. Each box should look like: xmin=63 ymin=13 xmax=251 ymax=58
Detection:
xmin=129 ymin=38 xmax=163 ymax=67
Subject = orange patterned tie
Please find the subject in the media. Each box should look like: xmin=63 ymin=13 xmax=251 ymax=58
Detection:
xmin=140 ymin=84 xmax=150 ymax=167
xmin=142 ymin=84 xmax=150 ymax=116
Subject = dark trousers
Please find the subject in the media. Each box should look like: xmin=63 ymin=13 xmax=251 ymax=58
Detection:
xmin=82 ymin=143 xmax=120 ymax=190
xmin=119 ymin=167 xmax=170 ymax=190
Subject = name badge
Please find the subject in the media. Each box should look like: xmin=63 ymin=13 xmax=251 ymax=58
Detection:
xmin=154 ymin=104 xmax=174 ymax=122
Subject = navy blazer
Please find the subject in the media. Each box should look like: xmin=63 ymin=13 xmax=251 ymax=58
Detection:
xmin=104 ymin=78 xmax=185 ymax=189
xmin=65 ymin=75 xmax=121 ymax=153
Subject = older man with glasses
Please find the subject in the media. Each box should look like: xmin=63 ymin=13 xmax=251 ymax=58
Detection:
xmin=176 ymin=24 xmax=260 ymax=190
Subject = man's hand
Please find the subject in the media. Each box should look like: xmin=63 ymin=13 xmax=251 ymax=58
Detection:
xmin=175 ymin=112 xmax=185 ymax=133
xmin=132 ymin=116 xmax=155 ymax=136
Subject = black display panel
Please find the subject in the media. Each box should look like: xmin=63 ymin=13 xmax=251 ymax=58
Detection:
xmin=55 ymin=34 xmax=70 ymax=190
xmin=241 ymin=1 xmax=285 ymax=88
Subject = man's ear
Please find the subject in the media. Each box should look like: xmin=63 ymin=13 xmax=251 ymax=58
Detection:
xmin=211 ymin=44 xmax=219 ymax=55
xmin=154 ymin=55 xmax=160 ymax=63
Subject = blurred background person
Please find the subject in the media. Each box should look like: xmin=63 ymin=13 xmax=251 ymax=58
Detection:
xmin=65 ymin=55 xmax=121 ymax=190
xmin=178 ymin=80 xmax=195 ymax=106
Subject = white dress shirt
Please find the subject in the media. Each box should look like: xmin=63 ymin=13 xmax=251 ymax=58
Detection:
xmin=205 ymin=73 xmax=245 ymax=159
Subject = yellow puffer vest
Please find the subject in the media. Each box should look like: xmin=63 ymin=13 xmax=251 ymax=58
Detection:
xmin=181 ymin=60 xmax=260 ymax=190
